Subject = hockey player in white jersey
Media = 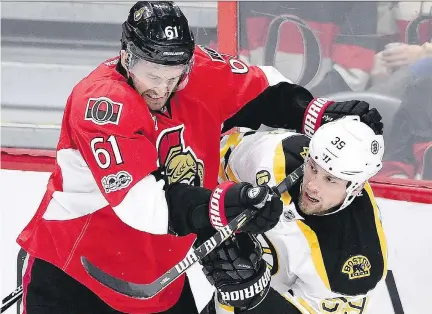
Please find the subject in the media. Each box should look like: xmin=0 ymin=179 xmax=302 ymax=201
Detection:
xmin=201 ymin=116 xmax=387 ymax=314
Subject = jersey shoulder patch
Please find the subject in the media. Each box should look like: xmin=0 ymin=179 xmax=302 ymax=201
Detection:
xmin=281 ymin=134 xmax=310 ymax=174
xmin=84 ymin=96 xmax=123 ymax=126
xmin=71 ymin=79 xmax=154 ymax=135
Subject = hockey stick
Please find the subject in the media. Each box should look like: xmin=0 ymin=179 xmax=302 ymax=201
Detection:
xmin=80 ymin=165 xmax=304 ymax=300
xmin=1 ymin=165 xmax=304 ymax=311
xmin=1 ymin=285 xmax=23 ymax=313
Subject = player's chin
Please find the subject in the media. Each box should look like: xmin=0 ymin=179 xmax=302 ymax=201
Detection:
xmin=298 ymin=198 xmax=321 ymax=215
xmin=144 ymin=96 xmax=167 ymax=111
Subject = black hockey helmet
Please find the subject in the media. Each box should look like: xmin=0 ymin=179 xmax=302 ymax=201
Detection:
xmin=121 ymin=1 xmax=195 ymax=66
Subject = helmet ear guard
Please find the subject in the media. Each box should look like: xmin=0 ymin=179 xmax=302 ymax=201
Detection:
xmin=124 ymin=50 xmax=134 ymax=70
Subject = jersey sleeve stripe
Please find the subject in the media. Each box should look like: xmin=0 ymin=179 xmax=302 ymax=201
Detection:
xmin=296 ymin=221 xmax=331 ymax=290
xmin=220 ymin=133 xmax=243 ymax=183
xmin=112 ymin=175 xmax=169 ymax=234
xmin=218 ymin=304 xmax=235 ymax=313
xmin=225 ymin=164 xmax=240 ymax=183
xmin=220 ymin=133 xmax=242 ymax=157
xmin=273 ymin=142 xmax=292 ymax=205
xmin=298 ymin=297 xmax=319 ymax=314
xmin=281 ymin=293 xmax=312 ymax=314
xmin=364 ymin=182 xmax=388 ymax=279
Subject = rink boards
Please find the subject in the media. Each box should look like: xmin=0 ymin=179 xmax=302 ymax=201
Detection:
xmin=1 ymin=168 xmax=431 ymax=314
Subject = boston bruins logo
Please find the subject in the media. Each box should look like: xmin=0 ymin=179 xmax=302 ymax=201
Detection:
xmin=156 ymin=125 xmax=204 ymax=186
xmin=342 ymin=255 xmax=371 ymax=280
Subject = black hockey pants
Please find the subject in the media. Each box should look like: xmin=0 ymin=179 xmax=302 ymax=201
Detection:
xmin=22 ymin=257 xmax=199 ymax=314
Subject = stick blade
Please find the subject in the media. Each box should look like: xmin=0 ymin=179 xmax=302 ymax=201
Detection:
xmin=80 ymin=256 xmax=158 ymax=299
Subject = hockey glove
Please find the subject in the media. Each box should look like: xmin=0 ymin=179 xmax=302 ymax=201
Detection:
xmin=302 ymin=98 xmax=384 ymax=137
xmin=165 ymin=182 xmax=282 ymax=237
xmin=208 ymin=182 xmax=283 ymax=234
xmin=201 ymin=233 xmax=271 ymax=311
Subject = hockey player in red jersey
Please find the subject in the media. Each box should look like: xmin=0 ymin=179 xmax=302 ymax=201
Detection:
xmin=16 ymin=1 xmax=384 ymax=313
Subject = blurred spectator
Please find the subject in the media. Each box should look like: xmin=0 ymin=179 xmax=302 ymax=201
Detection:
xmin=378 ymin=75 xmax=432 ymax=180
xmin=368 ymin=2 xmax=432 ymax=181
xmin=368 ymin=2 xmax=432 ymax=97
xmin=381 ymin=42 xmax=432 ymax=68
xmin=237 ymin=2 xmax=378 ymax=94
xmin=232 ymin=1 xmax=432 ymax=180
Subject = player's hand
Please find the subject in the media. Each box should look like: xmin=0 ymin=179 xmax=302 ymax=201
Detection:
xmin=208 ymin=182 xmax=283 ymax=234
xmin=381 ymin=43 xmax=426 ymax=69
xmin=201 ymin=233 xmax=271 ymax=310
xmin=302 ymin=98 xmax=384 ymax=137
xmin=324 ymin=100 xmax=384 ymax=135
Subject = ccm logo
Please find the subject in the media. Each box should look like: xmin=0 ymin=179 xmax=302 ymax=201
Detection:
xmin=220 ymin=267 xmax=271 ymax=301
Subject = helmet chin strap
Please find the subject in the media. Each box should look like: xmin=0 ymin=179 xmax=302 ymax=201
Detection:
xmin=341 ymin=181 xmax=363 ymax=209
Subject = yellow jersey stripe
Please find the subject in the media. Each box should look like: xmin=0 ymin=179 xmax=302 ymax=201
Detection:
xmin=263 ymin=248 xmax=272 ymax=254
xmin=220 ymin=133 xmax=241 ymax=158
xmin=226 ymin=164 xmax=240 ymax=182
xmin=218 ymin=164 xmax=229 ymax=182
xmin=296 ymin=221 xmax=331 ymax=290
xmin=218 ymin=303 xmax=234 ymax=313
xmin=220 ymin=133 xmax=243 ymax=183
xmin=281 ymin=294 xmax=310 ymax=314
xmin=298 ymin=297 xmax=319 ymax=314
xmin=273 ymin=142 xmax=292 ymax=205
xmin=364 ymin=182 xmax=388 ymax=279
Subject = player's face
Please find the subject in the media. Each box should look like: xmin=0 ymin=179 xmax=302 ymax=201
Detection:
xmin=124 ymin=54 xmax=185 ymax=111
xmin=299 ymin=159 xmax=347 ymax=215
xmin=131 ymin=61 xmax=184 ymax=111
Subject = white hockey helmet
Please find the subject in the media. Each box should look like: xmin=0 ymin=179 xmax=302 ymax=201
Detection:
xmin=307 ymin=116 xmax=384 ymax=211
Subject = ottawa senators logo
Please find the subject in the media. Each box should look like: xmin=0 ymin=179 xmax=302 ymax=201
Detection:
xmin=85 ymin=97 xmax=122 ymax=125
xmin=156 ymin=125 xmax=204 ymax=186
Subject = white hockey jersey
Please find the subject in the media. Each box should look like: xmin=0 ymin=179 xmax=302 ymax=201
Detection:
xmin=212 ymin=128 xmax=388 ymax=314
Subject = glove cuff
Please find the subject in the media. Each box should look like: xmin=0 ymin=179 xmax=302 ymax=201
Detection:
xmin=302 ymin=98 xmax=335 ymax=138
xmin=209 ymin=181 xmax=238 ymax=230
xmin=217 ymin=260 xmax=271 ymax=310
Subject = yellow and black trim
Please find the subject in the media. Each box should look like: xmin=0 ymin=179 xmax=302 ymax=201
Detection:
xmin=259 ymin=233 xmax=281 ymax=276
xmin=296 ymin=221 xmax=331 ymax=290
xmin=364 ymin=182 xmax=388 ymax=279
xmin=298 ymin=182 xmax=387 ymax=296
xmin=219 ymin=132 xmax=243 ymax=183
xmin=273 ymin=142 xmax=292 ymax=205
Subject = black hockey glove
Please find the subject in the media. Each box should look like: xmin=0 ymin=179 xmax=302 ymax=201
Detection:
xmin=201 ymin=233 xmax=271 ymax=311
xmin=207 ymin=182 xmax=283 ymax=234
xmin=302 ymin=98 xmax=384 ymax=137
xmin=165 ymin=182 xmax=282 ymax=237
xmin=324 ymin=100 xmax=383 ymax=135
